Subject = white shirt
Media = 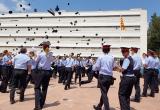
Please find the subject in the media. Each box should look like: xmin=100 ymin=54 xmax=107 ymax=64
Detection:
xmin=155 ymin=57 xmax=160 ymax=69
xmin=132 ymin=53 xmax=142 ymax=70
xmin=93 ymin=53 xmax=115 ymax=76
xmin=145 ymin=56 xmax=156 ymax=69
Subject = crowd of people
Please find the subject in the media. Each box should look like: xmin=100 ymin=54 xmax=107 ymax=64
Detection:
xmin=0 ymin=41 xmax=159 ymax=110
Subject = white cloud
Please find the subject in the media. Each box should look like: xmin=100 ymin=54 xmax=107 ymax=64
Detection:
xmin=0 ymin=3 xmax=9 ymax=13
xmin=12 ymin=0 xmax=32 ymax=12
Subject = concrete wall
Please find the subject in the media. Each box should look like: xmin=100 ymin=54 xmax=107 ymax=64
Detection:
xmin=0 ymin=9 xmax=147 ymax=57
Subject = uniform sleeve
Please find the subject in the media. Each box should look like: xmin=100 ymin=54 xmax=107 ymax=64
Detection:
xmin=122 ymin=58 xmax=130 ymax=70
xmin=92 ymin=57 xmax=101 ymax=71
xmin=27 ymin=57 xmax=32 ymax=65
xmin=35 ymin=54 xmax=41 ymax=64
xmin=144 ymin=57 xmax=149 ymax=65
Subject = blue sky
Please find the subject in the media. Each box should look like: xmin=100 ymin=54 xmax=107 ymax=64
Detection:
xmin=0 ymin=0 xmax=160 ymax=22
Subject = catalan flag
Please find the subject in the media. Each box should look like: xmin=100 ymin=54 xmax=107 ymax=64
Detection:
xmin=120 ymin=16 xmax=125 ymax=31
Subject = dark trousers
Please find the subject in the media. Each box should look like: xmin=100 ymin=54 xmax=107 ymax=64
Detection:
xmin=32 ymin=70 xmax=51 ymax=109
xmin=86 ymin=66 xmax=92 ymax=80
xmin=75 ymin=66 xmax=82 ymax=84
xmin=154 ymin=69 xmax=159 ymax=92
xmin=97 ymin=74 xmax=112 ymax=110
xmin=58 ymin=66 xmax=65 ymax=83
xmin=142 ymin=69 xmax=155 ymax=96
xmin=0 ymin=66 xmax=12 ymax=92
xmin=81 ymin=67 xmax=86 ymax=77
xmin=65 ymin=67 xmax=73 ymax=89
xmin=133 ymin=70 xmax=141 ymax=100
xmin=0 ymin=65 xmax=2 ymax=81
xmin=119 ymin=76 xmax=135 ymax=110
xmin=81 ymin=70 xmax=99 ymax=86
xmin=10 ymin=69 xmax=27 ymax=101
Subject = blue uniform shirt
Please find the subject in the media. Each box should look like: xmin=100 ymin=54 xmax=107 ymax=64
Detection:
xmin=145 ymin=56 xmax=156 ymax=69
xmin=13 ymin=53 xmax=31 ymax=70
xmin=122 ymin=58 xmax=130 ymax=70
xmin=93 ymin=53 xmax=115 ymax=76
xmin=2 ymin=55 xmax=12 ymax=66
xmin=65 ymin=58 xmax=74 ymax=68
xmin=30 ymin=58 xmax=37 ymax=70
xmin=36 ymin=52 xmax=53 ymax=70
xmin=155 ymin=57 xmax=160 ymax=69
xmin=74 ymin=60 xmax=83 ymax=67
xmin=131 ymin=53 xmax=142 ymax=70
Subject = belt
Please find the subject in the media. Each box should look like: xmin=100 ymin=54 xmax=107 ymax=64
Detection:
xmin=123 ymin=74 xmax=135 ymax=77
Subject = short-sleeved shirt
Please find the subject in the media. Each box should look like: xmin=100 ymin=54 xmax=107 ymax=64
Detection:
xmin=155 ymin=57 xmax=160 ymax=69
xmin=122 ymin=58 xmax=130 ymax=70
xmin=2 ymin=55 xmax=12 ymax=66
xmin=145 ymin=56 xmax=156 ymax=69
xmin=92 ymin=53 xmax=115 ymax=76
xmin=13 ymin=53 xmax=31 ymax=70
xmin=131 ymin=54 xmax=142 ymax=70
xmin=65 ymin=58 xmax=74 ymax=68
xmin=36 ymin=52 xmax=53 ymax=70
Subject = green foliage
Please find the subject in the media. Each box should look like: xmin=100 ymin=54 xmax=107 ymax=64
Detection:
xmin=148 ymin=13 xmax=160 ymax=52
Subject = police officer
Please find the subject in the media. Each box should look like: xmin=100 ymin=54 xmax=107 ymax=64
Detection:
xmin=10 ymin=47 xmax=31 ymax=104
xmin=154 ymin=51 xmax=160 ymax=93
xmin=25 ymin=51 xmax=37 ymax=88
xmin=93 ymin=45 xmax=116 ymax=110
xmin=86 ymin=56 xmax=93 ymax=80
xmin=142 ymin=50 xmax=156 ymax=97
xmin=64 ymin=53 xmax=74 ymax=90
xmin=0 ymin=50 xmax=12 ymax=93
xmin=74 ymin=56 xmax=83 ymax=86
xmin=57 ymin=56 xmax=64 ymax=83
xmin=118 ymin=47 xmax=135 ymax=110
xmin=32 ymin=41 xmax=53 ymax=110
xmin=130 ymin=47 xmax=142 ymax=102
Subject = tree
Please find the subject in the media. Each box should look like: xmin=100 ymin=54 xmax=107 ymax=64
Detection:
xmin=148 ymin=13 xmax=160 ymax=55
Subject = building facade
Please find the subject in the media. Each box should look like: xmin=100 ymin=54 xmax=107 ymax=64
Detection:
xmin=0 ymin=9 xmax=147 ymax=57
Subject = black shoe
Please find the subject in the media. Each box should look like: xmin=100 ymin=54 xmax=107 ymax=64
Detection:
xmin=141 ymin=94 xmax=147 ymax=97
xmin=155 ymin=90 xmax=159 ymax=93
xmin=79 ymin=82 xmax=81 ymax=87
xmin=58 ymin=80 xmax=62 ymax=83
xmin=10 ymin=100 xmax=16 ymax=104
xmin=64 ymin=86 xmax=67 ymax=90
xmin=149 ymin=94 xmax=155 ymax=97
xmin=1 ymin=90 xmax=9 ymax=93
xmin=68 ymin=85 xmax=70 ymax=89
xmin=20 ymin=99 xmax=24 ymax=102
xmin=93 ymin=105 xmax=102 ymax=110
xmin=130 ymin=98 xmax=140 ymax=103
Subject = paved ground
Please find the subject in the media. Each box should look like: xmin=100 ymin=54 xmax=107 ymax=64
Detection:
xmin=0 ymin=72 xmax=160 ymax=110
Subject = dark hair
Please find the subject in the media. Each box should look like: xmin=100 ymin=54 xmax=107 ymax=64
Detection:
xmin=20 ymin=47 xmax=27 ymax=53
xmin=43 ymin=45 xmax=49 ymax=50
xmin=103 ymin=48 xmax=110 ymax=54
xmin=3 ymin=50 xmax=8 ymax=54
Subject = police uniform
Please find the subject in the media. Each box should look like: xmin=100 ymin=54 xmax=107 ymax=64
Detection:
xmin=74 ymin=58 xmax=83 ymax=85
xmin=81 ymin=58 xmax=87 ymax=77
xmin=154 ymin=56 xmax=160 ymax=93
xmin=57 ymin=57 xmax=66 ymax=83
xmin=93 ymin=45 xmax=115 ymax=110
xmin=142 ymin=50 xmax=156 ymax=97
xmin=33 ymin=45 xmax=53 ymax=110
xmin=25 ymin=55 xmax=37 ymax=88
xmin=0 ymin=53 xmax=12 ymax=93
xmin=10 ymin=51 xmax=31 ymax=104
xmin=118 ymin=47 xmax=135 ymax=110
xmin=130 ymin=47 xmax=142 ymax=102
xmin=64 ymin=56 xmax=74 ymax=90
